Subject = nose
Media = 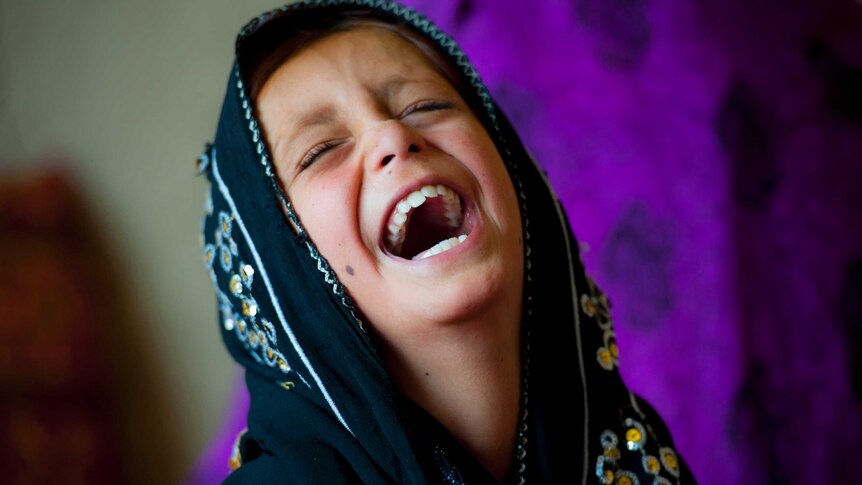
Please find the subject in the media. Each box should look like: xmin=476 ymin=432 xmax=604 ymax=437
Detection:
xmin=364 ymin=119 xmax=425 ymax=171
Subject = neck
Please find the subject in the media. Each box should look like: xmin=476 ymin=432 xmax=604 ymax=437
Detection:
xmin=382 ymin=304 xmax=522 ymax=482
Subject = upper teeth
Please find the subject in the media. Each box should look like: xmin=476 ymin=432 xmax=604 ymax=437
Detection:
xmin=386 ymin=184 xmax=463 ymax=255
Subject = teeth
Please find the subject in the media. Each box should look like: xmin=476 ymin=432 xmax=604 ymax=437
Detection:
xmin=415 ymin=234 xmax=469 ymax=260
xmin=385 ymin=184 xmax=464 ymax=255
xmin=407 ymin=192 xmax=425 ymax=208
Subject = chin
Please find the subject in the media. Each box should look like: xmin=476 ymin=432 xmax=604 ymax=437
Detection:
xmin=409 ymin=256 xmax=520 ymax=326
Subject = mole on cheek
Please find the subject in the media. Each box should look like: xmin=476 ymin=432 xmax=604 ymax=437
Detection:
xmin=345 ymin=265 xmax=354 ymax=276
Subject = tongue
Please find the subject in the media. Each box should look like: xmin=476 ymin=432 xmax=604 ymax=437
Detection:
xmin=399 ymin=197 xmax=460 ymax=259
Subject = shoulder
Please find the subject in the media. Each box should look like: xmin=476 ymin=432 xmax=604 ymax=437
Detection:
xmin=223 ymin=431 xmax=365 ymax=485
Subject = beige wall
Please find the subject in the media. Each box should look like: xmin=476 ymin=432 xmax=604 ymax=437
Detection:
xmin=0 ymin=1 xmax=294 ymax=482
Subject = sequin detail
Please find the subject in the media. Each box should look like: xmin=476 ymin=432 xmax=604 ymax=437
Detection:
xmin=642 ymin=455 xmax=661 ymax=476
xmin=597 ymin=416 xmax=683 ymax=485
xmin=582 ymin=276 xmax=619 ymax=371
xmin=600 ymin=430 xmax=619 ymax=450
xmin=224 ymin=296 xmax=291 ymax=376
xmin=219 ymin=211 xmax=233 ymax=239
xmin=220 ymin=246 xmax=232 ymax=272
xmin=597 ymin=346 xmax=615 ymax=371
xmin=624 ymin=418 xmax=647 ymax=451
xmin=202 ymin=244 xmax=215 ymax=270
xmin=202 ymin=206 xmax=292 ymax=377
xmin=261 ymin=318 xmax=277 ymax=345
xmin=615 ymin=470 xmax=640 ymax=485
xmin=221 ymin=306 xmax=235 ymax=331
xmin=229 ymin=274 xmax=243 ymax=295
xmin=595 ymin=456 xmax=615 ymax=484
xmin=659 ymin=447 xmax=680 ymax=478
xmin=240 ymin=263 xmax=255 ymax=288
xmin=242 ymin=298 xmax=258 ymax=317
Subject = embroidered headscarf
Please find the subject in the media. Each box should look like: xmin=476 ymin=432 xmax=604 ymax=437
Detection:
xmin=198 ymin=1 xmax=695 ymax=483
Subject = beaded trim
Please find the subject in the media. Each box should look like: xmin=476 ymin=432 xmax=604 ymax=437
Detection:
xmin=590 ymin=393 xmax=683 ymax=484
xmin=207 ymin=205 xmax=294 ymax=380
xmin=629 ymin=392 xmax=682 ymax=481
xmin=232 ymin=69 xmax=370 ymax=337
xmin=596 ymin=417 xmax=681 ymax=483
xmin=581 ymin=276 xmax=619 ymax=371
xmin=516 ymin=281 xmax=532 ymax=484
xmin=210 ymin=150 xmax=353 ymax=436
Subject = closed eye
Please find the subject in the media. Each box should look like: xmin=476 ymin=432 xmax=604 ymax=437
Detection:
xmin=397 ymin=100 xmax=455 ymax=119
xmin=297 ymin=101 xmax=452 ymax=171
xmin=299 ymin=139 xmax=345 ymax=171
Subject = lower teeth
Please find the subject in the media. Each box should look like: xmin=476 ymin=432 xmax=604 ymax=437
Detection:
xmin=414 ymin=234 xmax=469 ymax=260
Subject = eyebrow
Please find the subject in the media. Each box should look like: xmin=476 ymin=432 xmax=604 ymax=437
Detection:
xmin=291 ymin=105 xmax=338 ymax=134
xmin=279 ymin=74 xmax=440 ymax=168
xmin=373 ymin=74 xmax=414 ymax=102
xmin=288 ymin=75 xmax=425 ymax=134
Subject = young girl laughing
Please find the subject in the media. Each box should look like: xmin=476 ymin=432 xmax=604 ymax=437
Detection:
xmin=199 ymin=1 xmax=693 ymax=483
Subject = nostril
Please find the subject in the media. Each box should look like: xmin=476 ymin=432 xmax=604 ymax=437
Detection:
xmin=408 ymin=144 xmax=420 ymax=153
xmin=381 ymin=154 xmax=395 ymax=166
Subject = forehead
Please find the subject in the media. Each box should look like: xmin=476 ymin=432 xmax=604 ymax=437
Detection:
xmin=321 ymin=26 xmax=431 ymax=64
xmin=255 ymin=26 xmax=463 ymax=159
xmin=263 ymin=27 xmax=444 ymax=94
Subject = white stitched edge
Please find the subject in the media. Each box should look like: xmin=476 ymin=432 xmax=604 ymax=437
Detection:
xmin=212 ymin=149 xmax=354 ymax=437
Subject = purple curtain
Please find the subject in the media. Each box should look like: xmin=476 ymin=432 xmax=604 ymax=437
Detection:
xmin=401 ymin=0 xmax=862 ymax=482
xmin=187 ymin=1 xmax=862 ymax=483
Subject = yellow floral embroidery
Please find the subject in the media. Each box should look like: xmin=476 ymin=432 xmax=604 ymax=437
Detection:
xmin=582 ymin=277 xmax=619 ymax=371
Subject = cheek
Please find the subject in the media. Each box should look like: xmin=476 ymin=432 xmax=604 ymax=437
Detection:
xmin=440 ymin=128 xmax=520 ymax=225
xmin=288 ymin=171 xmax=363 ymax=266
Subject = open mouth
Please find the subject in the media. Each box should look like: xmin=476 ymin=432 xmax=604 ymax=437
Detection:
xmin=383 ymin=183 xmax=472 ymax=260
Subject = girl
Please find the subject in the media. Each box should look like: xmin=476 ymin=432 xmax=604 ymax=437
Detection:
xmin=199 ymin=1 xmax=693 ymax=483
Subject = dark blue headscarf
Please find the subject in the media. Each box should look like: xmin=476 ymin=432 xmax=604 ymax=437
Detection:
xmin=198 ymin=1 xmax=695 ymax=483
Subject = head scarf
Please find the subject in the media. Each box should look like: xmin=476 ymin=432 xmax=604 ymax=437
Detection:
xmin=198 ymin=1 xmax=695 ymax=483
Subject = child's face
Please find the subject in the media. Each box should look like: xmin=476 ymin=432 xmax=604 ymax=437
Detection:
xmin=257 ymin=28 xmax=523 ymax=340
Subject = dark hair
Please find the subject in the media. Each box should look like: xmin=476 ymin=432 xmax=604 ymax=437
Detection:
xmin=241 ymin=8 xmax=480 ymax=116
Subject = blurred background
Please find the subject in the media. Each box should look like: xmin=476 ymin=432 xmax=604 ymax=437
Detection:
xmin=1 ymin=0 xmax=860 ymax=484
xmin=0 ymin=1 xmax=280 ymax=483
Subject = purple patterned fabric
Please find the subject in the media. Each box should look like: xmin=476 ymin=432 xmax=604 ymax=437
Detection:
xmin=188 ymin=1 xmax=862 ymax=483
xmin=399 ymin=0 xmax=862 ymax=482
